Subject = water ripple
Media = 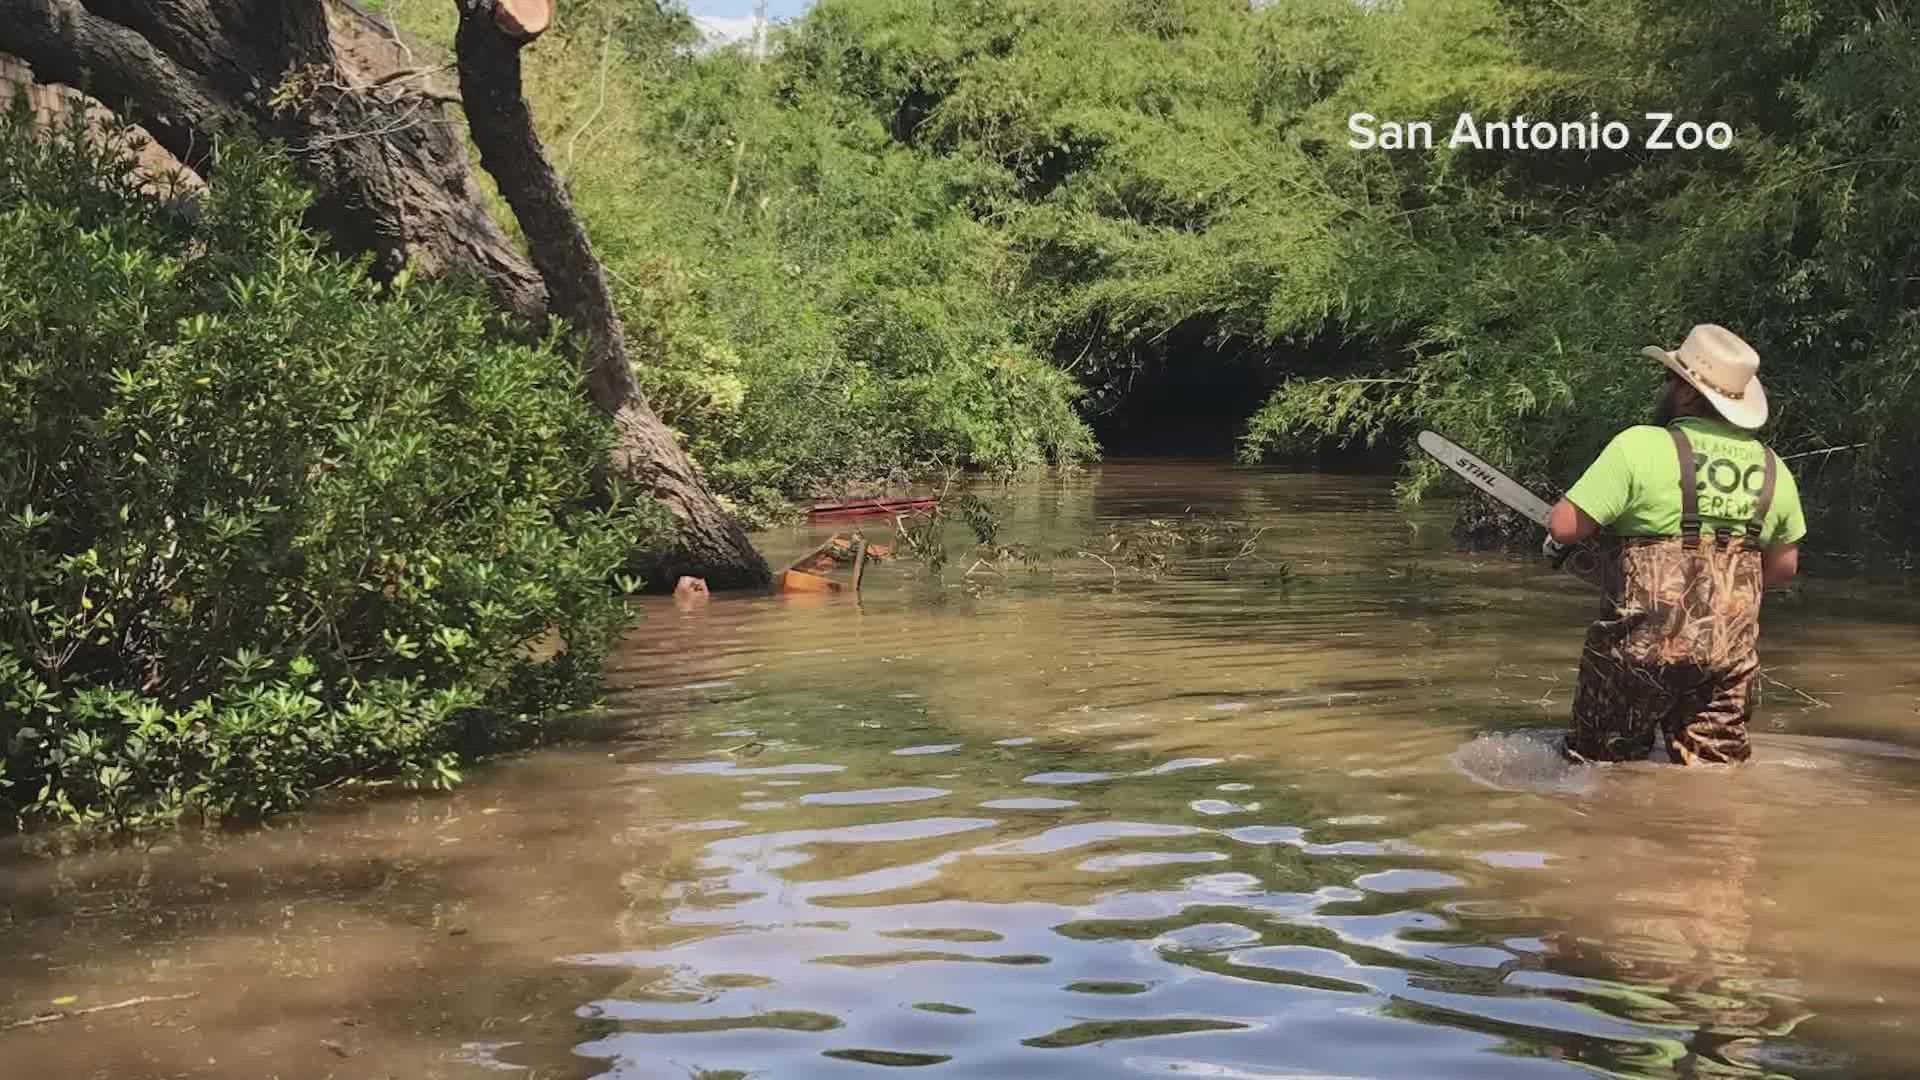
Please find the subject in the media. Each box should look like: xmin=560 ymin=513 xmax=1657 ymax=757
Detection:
xmin=980 ymin=797 xmax=1078 ymax=810
xmin=800 ymin=786 xmax=952 ymax=806
xmin=894 ymin=743 xmax=965 ymax=756
xmin=1023 ymin=771 xmax=1115 ymax=785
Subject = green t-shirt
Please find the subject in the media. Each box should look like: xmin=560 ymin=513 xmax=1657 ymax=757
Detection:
xmin=1563 ymin=417 xmax=1807 ymax=545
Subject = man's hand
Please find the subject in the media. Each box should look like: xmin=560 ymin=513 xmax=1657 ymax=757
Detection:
xmin=1762 ymin=544 xmax=1799 ymax=588
xmin=1542 ymin=534 xmax=1570 ymax=566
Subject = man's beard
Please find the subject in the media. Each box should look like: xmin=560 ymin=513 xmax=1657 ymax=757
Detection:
xmin=1653 ymin=383 xmax=1681 ymax=426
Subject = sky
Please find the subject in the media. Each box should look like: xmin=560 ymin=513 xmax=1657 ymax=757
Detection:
xmin=685 ymin=0 xmax=816 ymax=47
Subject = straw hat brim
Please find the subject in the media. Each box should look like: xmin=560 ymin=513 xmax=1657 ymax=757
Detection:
xmin=1644 ymin=346 xmax=1768 ymax=429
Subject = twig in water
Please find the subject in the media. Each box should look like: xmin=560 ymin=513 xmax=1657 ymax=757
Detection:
xmin=5 ymin=993 xmax=199 ymax=1031
xmin=1759 ymin=671 xmax=1831 ymax=709
xmin=1224 ymin=526 xmax=1276 ymax=572
xmin=1077 ymin=551 xmax=1120 ymax=584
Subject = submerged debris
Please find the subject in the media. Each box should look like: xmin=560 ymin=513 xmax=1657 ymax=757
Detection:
xmin=892 ymin=495 xmax=1291 ymax=588
xmin=1450 ymin=482 xmax=1560 ymax=552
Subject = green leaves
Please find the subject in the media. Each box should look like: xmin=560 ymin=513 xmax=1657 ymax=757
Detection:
xmin=8 ymin=504 xmax=51 ymax=534
xmin=0 ymin=109 xmax=649 ymax=835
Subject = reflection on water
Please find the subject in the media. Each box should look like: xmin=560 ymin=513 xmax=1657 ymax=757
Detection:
xmin=4 ymin=462 xmax=1920 ymax=1079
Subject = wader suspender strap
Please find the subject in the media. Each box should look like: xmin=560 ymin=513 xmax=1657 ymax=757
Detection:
xmin=1671 ymin=426 xmax=1779 ymax=548
xmin=1670 ymin=427 xmax=1701 ymax=548
xmin=1745 ymin=447 xmax=1778 ymax=546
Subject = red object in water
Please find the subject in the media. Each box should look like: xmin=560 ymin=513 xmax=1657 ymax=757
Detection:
xmin=805 ymin=497 xmax=938 ymax=519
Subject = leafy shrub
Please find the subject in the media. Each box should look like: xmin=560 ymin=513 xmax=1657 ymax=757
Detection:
xmin=0 ymin=103 xmax=655 ymax=833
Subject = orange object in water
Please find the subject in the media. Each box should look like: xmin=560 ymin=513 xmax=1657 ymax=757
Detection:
xmin=780 ymin=568 xmax=843 ymax=593
xmin=776 ymin=534 xmax=867 ymax=595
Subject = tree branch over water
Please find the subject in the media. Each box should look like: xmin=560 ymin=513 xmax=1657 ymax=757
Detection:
xmin=449 ymin=0 xmax=770 ymax=589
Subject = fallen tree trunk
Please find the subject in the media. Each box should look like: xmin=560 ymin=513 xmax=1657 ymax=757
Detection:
xmin=0 ymin=0 xmax=773 ymax=591
xmin=451 ymin=0 xmax=772 ymax=591
xmin=0 ymin=0 xmax=548 ymax=323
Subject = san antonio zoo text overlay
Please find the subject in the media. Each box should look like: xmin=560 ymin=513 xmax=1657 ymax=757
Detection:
xmin=1347 ymin=112 xmax=1735 ymax=152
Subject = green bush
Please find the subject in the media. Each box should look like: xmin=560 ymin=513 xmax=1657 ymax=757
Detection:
xmin=0 ymin=104 xmax=655 ymax=833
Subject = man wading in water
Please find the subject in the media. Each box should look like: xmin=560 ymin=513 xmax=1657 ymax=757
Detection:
xmin=1542 ymin=325 xmax=1807 ymax=765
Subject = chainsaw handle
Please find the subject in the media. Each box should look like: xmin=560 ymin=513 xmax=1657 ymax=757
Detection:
xmin=1554 ymin=539 xmax=1606 ymax=590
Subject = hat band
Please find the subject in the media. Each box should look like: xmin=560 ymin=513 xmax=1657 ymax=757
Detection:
xmin=1674 ymin=354 xmax=1748 ymax=400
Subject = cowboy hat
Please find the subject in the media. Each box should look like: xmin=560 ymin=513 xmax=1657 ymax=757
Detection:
xmin=1642 ymin=323 xmax=1768 ymax=429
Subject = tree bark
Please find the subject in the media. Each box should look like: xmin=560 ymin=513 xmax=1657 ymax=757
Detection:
xmin=0 ymin=0 xmax=548 ymax=323
xmin=1 ymin=0 xmax=774 ymax=591
xmin=451 ymin=0 xmax=772 ymax=591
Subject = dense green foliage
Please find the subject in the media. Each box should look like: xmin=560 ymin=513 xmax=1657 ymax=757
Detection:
xmin=1234 ymin=0 xmax=1920 ymax=557
xmin=384 ymin=0 xmax=1098 ymax=521
xmin=385 ymin=0 xmax=1920 ymax=556
xmin=0 ymin=105 xmax=655 ymax=832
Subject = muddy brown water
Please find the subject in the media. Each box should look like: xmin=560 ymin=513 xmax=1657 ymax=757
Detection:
xmin=6 ymin=461 xmax=1920 ymax=1080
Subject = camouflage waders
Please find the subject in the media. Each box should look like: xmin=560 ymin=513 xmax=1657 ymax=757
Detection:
xmin=1563 ymin=427 xmax=1777 ymax=765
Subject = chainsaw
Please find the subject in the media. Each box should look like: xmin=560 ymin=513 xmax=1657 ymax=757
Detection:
xmin=1416 ymin=430 xmax=1605 ymax=589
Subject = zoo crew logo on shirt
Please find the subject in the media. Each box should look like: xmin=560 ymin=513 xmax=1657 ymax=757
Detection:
xmin=1684 ymin=431 xmax=1772 ymax=521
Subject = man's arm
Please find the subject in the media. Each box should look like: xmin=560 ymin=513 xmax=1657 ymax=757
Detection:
xmin=1550 ymin=430 xmax=1634 ymax=550
xmin=1762 ymin=543 xmax=1798 ymax=588
xmin=1548 ymin=498 xmax=1600 ymax=546
xmin=1763 ymin=461 xmax=1806 ymax=589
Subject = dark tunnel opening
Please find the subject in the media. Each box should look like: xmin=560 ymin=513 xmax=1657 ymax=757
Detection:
xmin=1077 ymin=321 xmax=1402 ymax=471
